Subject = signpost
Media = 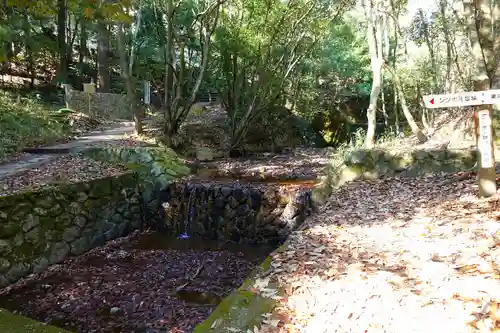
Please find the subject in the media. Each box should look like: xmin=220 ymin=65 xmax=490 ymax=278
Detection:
xmin=423 ymin=90 xmax=497 ymax=198
xmin=422 ymin=89 xmax=500 ymax=109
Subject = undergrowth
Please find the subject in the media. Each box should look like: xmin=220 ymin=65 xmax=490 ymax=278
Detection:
xmin=327 ymin=128 xmax=403 ymax=169
xmin=0 ymin=91 xmax=70 ymax=162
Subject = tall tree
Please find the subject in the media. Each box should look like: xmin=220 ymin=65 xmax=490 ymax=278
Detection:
xmin=97 ymin=20 xmax=110 ymax=92
xmin=57 ymin=0 xmax=68 ymax=83
xmin=463 ymin=0 xmax=497 ymax=197
xmin=363 ymin=0 xmax=382 ymax=148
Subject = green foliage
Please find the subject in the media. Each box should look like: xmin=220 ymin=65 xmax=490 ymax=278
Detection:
xmin=0 ymin=92 xmax=70 ymax=162
xmin=294 ymin=17 xmax=371 ymax=121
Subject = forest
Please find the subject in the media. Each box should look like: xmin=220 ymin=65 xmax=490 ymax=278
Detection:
xmin=0 ymin=0 xmax=497 ymax=151
xmin=1 ymin=1 xmax=500 ymax=332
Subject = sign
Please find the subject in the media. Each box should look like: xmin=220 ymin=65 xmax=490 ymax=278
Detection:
xmin=144 ymin=81 xmax=151 ymax=105
xmin=423 ymin=89 xmax=500 ymax=108
xmin=83 ymin=83 xmax=96 ymax=93
xmin=423 ymin=88 xmax=497 ymax=198
xmin=477 ymin=110 xmax=494 ymax=168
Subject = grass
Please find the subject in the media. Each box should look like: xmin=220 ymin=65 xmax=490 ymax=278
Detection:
xmin=327 ymin=127 xmax=408 ymax=168
xmin=0 ymin=91 xmax=70 ymax=163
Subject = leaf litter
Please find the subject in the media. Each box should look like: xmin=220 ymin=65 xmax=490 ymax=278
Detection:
xmin=0 ymin=154 xmax=129 ymax=197
xmin=254 ymin=173 xmax=500 ymax=333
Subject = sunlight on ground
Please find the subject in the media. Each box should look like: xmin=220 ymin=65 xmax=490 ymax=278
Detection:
xmin=263 ymin=176 xmax=499 ymax=333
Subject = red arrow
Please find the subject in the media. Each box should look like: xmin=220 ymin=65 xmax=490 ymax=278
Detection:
xmin=430 ymin=98 xmax=434 ymax=105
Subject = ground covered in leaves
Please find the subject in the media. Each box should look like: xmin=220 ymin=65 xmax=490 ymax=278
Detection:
xmin=0 ymin=231 xmax=273 ymax=333
xmin=0 ymin=154 xmax=129 ymax=196
xmin=194 ymin=147 xmax=332 ymax=181
xmin=252 ymin=173 xmax=499 ymax=333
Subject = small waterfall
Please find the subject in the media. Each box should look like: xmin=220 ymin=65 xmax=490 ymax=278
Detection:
xmin=179 ymin=186 xmax=195 ymax=239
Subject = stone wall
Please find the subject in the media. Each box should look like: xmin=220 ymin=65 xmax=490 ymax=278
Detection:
xmin=0 ymin=173 xmax=142 ymax=287
xmin=82 ymin=146 xmax=193 ymax=221
xmin=65 ymin=88 xmax=131 ymax=120
xmin=156 ymin=182 xmax=313 ymax=245
xmin=312 ymin=148 xmax=478 ymax=205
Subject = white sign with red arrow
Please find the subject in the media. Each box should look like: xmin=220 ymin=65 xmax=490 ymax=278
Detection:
xmin=423 ymin=89 xmax=500 ymax=109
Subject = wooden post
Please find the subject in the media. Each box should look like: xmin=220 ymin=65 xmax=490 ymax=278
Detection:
xmin=475 ymin=78 xmax=496 ymax=197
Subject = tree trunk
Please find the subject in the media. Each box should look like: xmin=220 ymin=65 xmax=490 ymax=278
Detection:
xmin=97 ymin=21 xmax=110 ymax=92
xmin=77 ymin=20 xmax=87 ymax=89
xmin=463 ymin=0 xmax=496 ymax=197
xmin=364 ymin=0 xmax=382 ymax=148
xmin=385 ymin=64 xmax=428 ymax=143
xmin=1 ymin=1 xmax=13 ymax=71
xmin=439 ymin=0 xmax=453 ymax=92
xmin=57 ymin=0 xmax=68 ymax=83
xmin=116 ymin=22 xmax=143 ymax=135
xmin=163 ymin=0 xmax=175 ymax=144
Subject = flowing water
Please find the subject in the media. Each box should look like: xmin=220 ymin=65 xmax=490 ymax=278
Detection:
xmin=179 ymin=189 xmax=196 ymax=239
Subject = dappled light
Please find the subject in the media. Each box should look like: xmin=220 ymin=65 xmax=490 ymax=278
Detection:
xmin=1 ymin=0 xmax=500 ymax=331
xmin=256 ymin=175 xmax=499 ymax=332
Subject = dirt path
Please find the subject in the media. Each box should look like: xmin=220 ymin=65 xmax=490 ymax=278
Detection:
xmin=0 ymin=122 xmax=136 ymax=180
xmin=255 ymin=174 xmax=500 ymax=333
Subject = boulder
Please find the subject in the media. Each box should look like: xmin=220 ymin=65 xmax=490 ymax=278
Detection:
xmin=196 ymin=147 xmax=214 ymax=161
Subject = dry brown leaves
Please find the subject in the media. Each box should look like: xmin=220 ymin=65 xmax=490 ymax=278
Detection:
xmin=0 ymin=155 xmax=128 ymax=196
xmin=254 ymin=173 xmax=500 ymax=333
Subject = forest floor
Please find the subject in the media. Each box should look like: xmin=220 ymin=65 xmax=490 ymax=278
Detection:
xmin=0 ymin=231 xmax=272 ymax=333
xmin=255 ymin=173 xmax=500 ymax=333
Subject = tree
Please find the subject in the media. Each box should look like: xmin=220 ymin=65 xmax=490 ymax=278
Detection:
xmin=214 ymin=0 xmax=345 ymax=150
xmin=158 ymin=0 xmax=223 ymax=147
xmin=462 ymin=0 xmax=497 ymax=197
xmin=363 ymin=0 xmax=383 ymax=148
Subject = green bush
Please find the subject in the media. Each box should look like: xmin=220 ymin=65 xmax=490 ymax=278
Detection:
xmin=0 ymin=92 xmax=70 ymax=162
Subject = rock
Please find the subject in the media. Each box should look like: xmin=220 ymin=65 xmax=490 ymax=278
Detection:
xmin=110 ymin=307 xmax=121 ymax=315
xmin=233 ymin=187 xmax=247 ymax=202
xmin=36 ymin=196 xmax=54 ymax=208
xmin=22 ymin=214 xmax=40 ymax=232
xmin=76 ymin=191 xmax=88 ymax=202
xmin=346 ymin=150 xmax=366 ymax=165
xmin=220 ymin=186 xmax=232 ymax=198
xmin=0 ymin=239 xmax=12 ymax=256
xmin=68 ymin=202 xmax=83 ymax=215
xmin=91 ymin=234 xmax=105 ymax=247
xmin=12 ymin=233 xmax=24 ymax=247
xmin=32 ymin=257 xmax=50 ymax=273
xmin=0 ymin=258 xmax=11 ymax=273
xmin=71 ymin=236 xmax=91 ymax=255
xmin=55 ymin=214 xmax=73 ymax=229
xmin=229 ymin=196 xmax=239 ymax=209
xmin=196 ymin=147 xmax=214 ymax=161
xmin=73 ymin=216 xmax=87 ymax=228
xmin=104 ymin=225 xmax=118 ymax=241
xmin=62 ymin=226 xmax=81 ymax=242
xmin=111 ymin=213 xmax=123 ymax=224
xmin=24 ymin=227 xmax=42 ymax=244
xmin=0 ymin=221 xmax=20 ymax=238
xmin=281 ymin=202 xmax=298 ymax=220
xmin=49 ymin=242 xmax=70 ymax=264
xmin=5 ymin=262 xmax=30 ymax=282
xmin=0 ymin=275 xmax=9 ymax=288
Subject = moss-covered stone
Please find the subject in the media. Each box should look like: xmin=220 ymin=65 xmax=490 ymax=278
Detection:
xmin=312 ymin=147 xmax=478 ymax=208
xmin=0 ymin=308 xmax=72 ymax=333
xmin=193 ymin=254 xmax=278 ymax=332
xmin=0 ymin=173 xmax=143 ymax=287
